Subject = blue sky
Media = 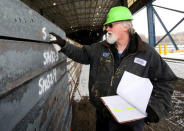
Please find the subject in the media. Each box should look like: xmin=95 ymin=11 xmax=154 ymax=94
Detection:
xmin=132 ymin=0 xmax=184 ymax=37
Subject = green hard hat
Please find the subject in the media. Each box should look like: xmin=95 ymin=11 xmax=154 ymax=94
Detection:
xmin=104 ymin=6 xmax=133 ymax=25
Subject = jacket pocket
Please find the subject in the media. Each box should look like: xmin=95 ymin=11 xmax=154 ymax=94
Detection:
xmin=90 ymin=81 xmax=109 ymax=108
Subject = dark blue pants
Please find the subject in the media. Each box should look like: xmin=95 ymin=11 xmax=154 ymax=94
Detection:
xmin=96 ymin=110 xmax=144 ymax=131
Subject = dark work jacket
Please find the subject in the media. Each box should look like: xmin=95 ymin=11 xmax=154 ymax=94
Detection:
xmin=61 ymin=33 xmax=177 ymax=121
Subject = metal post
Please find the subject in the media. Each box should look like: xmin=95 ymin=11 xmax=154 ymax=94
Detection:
xmin=146 ymin=2 xmax=156 ymax=47
xmin=159 ymin=44 xmax=162 ymax=54
xmin=164 ymin=44 xmax=167 ymax=55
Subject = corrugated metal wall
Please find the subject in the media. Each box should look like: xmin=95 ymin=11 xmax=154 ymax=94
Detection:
xmin=0 ymin=0 xmax=82 ymax=130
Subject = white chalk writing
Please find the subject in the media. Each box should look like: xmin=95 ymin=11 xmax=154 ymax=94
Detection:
xmin=42 ymin=27 xmax=47 ymax=40
xmin=43 ymin=50 xmax=59 ymax=66
xmin=39 ymin=68 xmax=57 ymax=95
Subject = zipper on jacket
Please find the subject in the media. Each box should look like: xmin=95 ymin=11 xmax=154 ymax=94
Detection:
xmin=110 ymin=75 xmax=114 ymax=86
xmin=108 ymin=48 xmax=115 ymax=87
xmin=108 ymin=45 xmax=137 ymax=86
xmin=111 ymin=52 xmax=136 ymax=87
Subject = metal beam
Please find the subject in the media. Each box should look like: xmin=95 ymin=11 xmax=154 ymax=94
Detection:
xmin=153 ymin=4 xmax=184 ymax=14
xmin=146 ymin=2 xmax=156 ymax=47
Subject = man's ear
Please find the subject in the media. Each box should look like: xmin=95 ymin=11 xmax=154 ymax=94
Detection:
xmin=123 ymin=24 xmax=130 ymax=32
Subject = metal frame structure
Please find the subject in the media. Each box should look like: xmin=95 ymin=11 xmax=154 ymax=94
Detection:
xmin=146 ymin=1 xmax=183 ymax=49
xmin=147 ymin=2 xmax=156 ymax=47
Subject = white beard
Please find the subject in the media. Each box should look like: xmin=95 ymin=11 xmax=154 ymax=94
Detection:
xmin=106 ymin=32 xmax=117 ymax=44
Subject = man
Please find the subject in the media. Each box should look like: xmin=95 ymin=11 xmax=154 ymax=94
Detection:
xmin=50 ymin=6 xmax=177 ymax=131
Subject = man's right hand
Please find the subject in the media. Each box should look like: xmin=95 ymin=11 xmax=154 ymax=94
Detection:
xmin=49 ymin=32 xmax=66 ymax=47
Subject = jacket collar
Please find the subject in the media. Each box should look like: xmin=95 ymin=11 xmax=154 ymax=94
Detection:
xmin=128 ymin=32 xmax=146 ymax=53
xmin=101 ymin=32 xmax=146 ymax=53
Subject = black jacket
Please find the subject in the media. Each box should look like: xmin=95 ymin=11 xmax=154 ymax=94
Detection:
xmin=61 ymin=33 xmax=177 ymax=122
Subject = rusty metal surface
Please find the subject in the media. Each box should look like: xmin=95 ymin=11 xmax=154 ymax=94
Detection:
xmin=0 ymin=1 xmax=83 ymax=131
xmin=0 ymin=40 xmax=70 ymax=130
xmin=0 ymin=36 xmax=82 ymax=131
xmin=0 ymin=39 xmax=66 ymax=96
xmin=0 ymin=1 xmax=84 ymax=130
xmin=12 ymin=66 xmax=68 ymax=131
xmin=0 ymin=0 xmax=65 ymax=41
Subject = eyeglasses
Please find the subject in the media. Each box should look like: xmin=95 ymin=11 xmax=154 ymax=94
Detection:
xmin=105 ymin=23 xmax=113 ymax=29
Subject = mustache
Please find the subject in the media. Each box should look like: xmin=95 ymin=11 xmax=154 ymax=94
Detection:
xmin=106 ymin=32 xmax=117 ymax=44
